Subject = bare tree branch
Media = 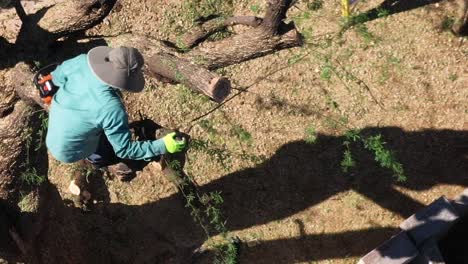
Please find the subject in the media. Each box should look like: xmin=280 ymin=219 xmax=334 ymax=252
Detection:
xmin=180 ymin=16 xmax=263 ymax=49
xmin=37 ymin=0 xmax=117 ymax=40
xmin=262 ymin=0 xmax=294 ymax=35
xmin=452 ymin=0 xmax=468 ymax=35
xmin=187 ymin=25 xmax=302 ymax=70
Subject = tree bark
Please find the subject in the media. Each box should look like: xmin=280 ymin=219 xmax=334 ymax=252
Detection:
xmin=187 ymin=25 xmax=302 ymax=70
xmin=0 ymin=100 xmax=34 ymax=204
xmin=180 ymin=16 xmax=263 ymax=49
xmin=452 ymin=0 xmax=468 ymax=35
xmin=38 ymin=0 xmax=116 ymax=39
xmin=9 ymin=63 xmax=48 ymax=110
xmin=262 ymin=0 xmax=294 ymax=35
xmin=146 ymin=53 xmax=231 ymax=102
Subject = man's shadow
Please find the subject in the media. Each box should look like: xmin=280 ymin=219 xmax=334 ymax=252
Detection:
xmin=37 ymin=126 xmax=465 ymax=263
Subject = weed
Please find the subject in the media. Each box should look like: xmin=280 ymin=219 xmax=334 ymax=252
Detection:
xmin=167 ymin=161 xmax=239 ymax=264
xmin=199 ymin=119 xmax=218 ymax=135
xmin=249 ymin=4 xmax=262 ymax=14
xmin=340 ymin=148 xmax=355 ymax=172
xmin=176 ymin=84 xmax=212 ymax=112
xmin=363 ymin=135 xmax=406 ymax=182
xmin=20 ymin=167 xmax=46 ymax=186
xmin=305 ymin=125 xmax=318 ymax=144
xmin=306 ymin=0 xmax=323 ymax=11
xmin=355 ymin=24 xmax=375 ymax=45
xmin=376 ymin=7 xmax=390 ymax=18
xmin=35 ymin=111 xmax=48 ymax=152
xmin=320 ymin=65 xmax=333 ymax=81
xmin=231 ymin=125 xmax=252 ymax=145
xmin=340 ymin=129 xmax=360 ymax=172
xmin=214 ymin=237 xmax=240 ymax=264
xmin=190 ymin=138 xmax=232 ymax=170
xmin=441 ymin=16 xmax=455 ymax=31
xmin=239 ymin=151 xmax=265 ymax=164
xmin=449 ymin=73 xmax=458 ymax=82
xmin=339 ymin=130 xmax=406 ymax=182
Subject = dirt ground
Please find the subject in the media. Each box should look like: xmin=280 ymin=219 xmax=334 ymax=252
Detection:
xmin=2 ymin=0 xmax=468 ymax=263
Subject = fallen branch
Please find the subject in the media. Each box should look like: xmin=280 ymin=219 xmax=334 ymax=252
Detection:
xmin=180 ymin=16 xmax=263 ymax=49
xmin=146 ymin=53 xmax=231 ymax=103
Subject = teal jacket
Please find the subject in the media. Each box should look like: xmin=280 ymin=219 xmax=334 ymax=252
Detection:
xmin=46 ymin=54 xmax=166 ymax=163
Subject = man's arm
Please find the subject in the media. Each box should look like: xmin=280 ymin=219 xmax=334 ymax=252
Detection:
xmin=98 ymin=104 xmax=167 ymax=160
xmin=50 ymin=54 xmax=86 ymax=87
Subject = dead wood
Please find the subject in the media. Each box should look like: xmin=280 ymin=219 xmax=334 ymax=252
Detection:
xmin=187 ymin=24 xmax=302 ymax=70
xmin=180 ymin=16 xmax=263 ymax=49
xmin=452 ymin=0 xmax=468 ymax=35
xmin=262 ymin=0 xmax=294 ymax=35
xmin=146 ymin=53 xmax=231 ymax=102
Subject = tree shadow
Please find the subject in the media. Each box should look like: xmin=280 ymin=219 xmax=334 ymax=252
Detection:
xmin=33 ymin=126 xmax=464 ymax=263
xmin=345 ymin=0 xmax=445 ymax=28
xmin=0 ymin=1 xmax=115 ymax=70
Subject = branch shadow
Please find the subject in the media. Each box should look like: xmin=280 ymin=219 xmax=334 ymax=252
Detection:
xmin=33 ymin=126 xmax=464 ymax=263
xmin=0 ymin=1 xmax=115 ymax=70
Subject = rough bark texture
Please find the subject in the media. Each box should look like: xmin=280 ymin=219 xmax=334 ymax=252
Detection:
xmin=37 ymin=0 xmax=116 ymax=39
xmin=452 ymin=0 xmax=468 ymax=35
xmin=180 ymin=16 xmax=263 ymax=49
xmin=187 ymin=25 xmax=302 ymax=70
xmin=262 ymin=0 xmax=293 ymax=35
xmin=0 ymin=100 xmax=33 ymax=204
xmin=146 ymin=53 xmax=231 ymax=102
xmin=9 ymin=63 xmax=48 ymax=110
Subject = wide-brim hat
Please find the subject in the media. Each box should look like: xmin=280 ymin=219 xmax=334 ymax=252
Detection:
xmin=87 ymin=46 xmax=145 ymax=93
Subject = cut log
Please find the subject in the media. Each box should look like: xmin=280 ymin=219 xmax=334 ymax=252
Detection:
xmin=8 ymin=63 xmax=47 ymax=110
xmin=146 ymin=53 xmax=231 ymax=103
xmin=37 ymin=0 xmax=117 ymax=39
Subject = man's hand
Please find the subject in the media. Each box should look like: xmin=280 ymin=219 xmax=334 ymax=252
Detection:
xmin=163 ymin=132 xmax=186 ymax=153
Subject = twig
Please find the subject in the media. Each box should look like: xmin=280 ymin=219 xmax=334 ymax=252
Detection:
xmin=184 ymin=52 xmax=310 ymax=133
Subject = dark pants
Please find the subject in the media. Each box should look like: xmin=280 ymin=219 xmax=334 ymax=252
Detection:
xmin=86 ymin=134 xmax=160 ymax=170
xmin=86 ymin=134 xmax=120 ymax=168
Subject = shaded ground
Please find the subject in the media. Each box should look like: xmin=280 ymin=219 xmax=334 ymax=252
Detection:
xmin=1 ymin=0 xmax=468 ymax=263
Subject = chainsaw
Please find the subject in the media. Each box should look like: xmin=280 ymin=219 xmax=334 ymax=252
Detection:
xmin=33 ymin=63 xmax=60 ymax=105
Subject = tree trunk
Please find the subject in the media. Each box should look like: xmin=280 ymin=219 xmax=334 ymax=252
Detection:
xmin=0 ymin=99 xmax=33 ymax=204
xmin=452 ymin=0 xmax=468 ymax=35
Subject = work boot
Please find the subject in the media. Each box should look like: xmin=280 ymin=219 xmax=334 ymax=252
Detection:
xmin=69 ymin=166 xmax=93 ymax=211
xmin=107 ymin=162 xmax=136 ymax=182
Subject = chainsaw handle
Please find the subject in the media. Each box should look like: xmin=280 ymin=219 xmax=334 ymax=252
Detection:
xmin=38 ymin=74 xmax=52 ymax=85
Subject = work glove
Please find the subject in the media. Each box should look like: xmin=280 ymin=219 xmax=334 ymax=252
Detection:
xmin=163 ymin=132 xmax=186 ymax=153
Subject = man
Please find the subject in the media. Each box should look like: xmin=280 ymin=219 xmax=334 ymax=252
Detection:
xmin=45 ymin=46 xmax=185 ymax=202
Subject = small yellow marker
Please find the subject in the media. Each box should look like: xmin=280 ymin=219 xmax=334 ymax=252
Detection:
xmin=341 ymin=0 xmax=350 ymax=17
